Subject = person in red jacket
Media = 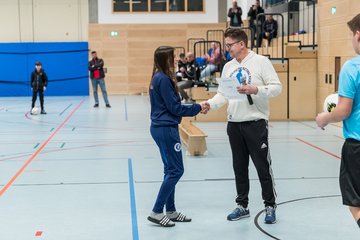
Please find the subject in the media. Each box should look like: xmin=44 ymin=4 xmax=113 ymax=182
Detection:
xmin=88 ymin=51 xmax=111 ymax=108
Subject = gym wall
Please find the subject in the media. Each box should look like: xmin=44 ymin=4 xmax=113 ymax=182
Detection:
xmin=316 ymin=0 xmax=360 ymax=113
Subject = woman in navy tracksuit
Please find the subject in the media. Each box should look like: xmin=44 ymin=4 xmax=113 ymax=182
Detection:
xmin=147 ymin=46 xmax=203 ymax=227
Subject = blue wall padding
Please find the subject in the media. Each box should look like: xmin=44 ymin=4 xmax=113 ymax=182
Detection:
xmin=0 ymin=42 xmax=89 ymax=97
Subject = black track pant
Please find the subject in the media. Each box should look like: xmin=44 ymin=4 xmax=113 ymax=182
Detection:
xmin=227 ymin=120 xmax=276 ymax=208
xmin=31 ymin=89 xmax=44 ymax=110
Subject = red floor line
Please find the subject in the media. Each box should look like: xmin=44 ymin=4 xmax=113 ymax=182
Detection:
xmin=333 ymin=135 xmax=344 ymax=140
xmin=0 ymin=100 xmax=84 ymax=197
xmin=296 ymin=137 xmax=341 ymax=160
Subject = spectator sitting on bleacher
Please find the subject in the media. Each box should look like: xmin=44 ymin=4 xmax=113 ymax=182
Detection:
xmin=177 ymin=52 xmax=200 ymax=103
xmin=176 ymin=53 xmax=187 ymax=82
xmin=184 ymin=52 xmax=200 ymax=80
xmin=257 ymin=15 xmax=278 ymax=47
xmin=200 ymin=42 xmax=221 ymax=80
xmin=196 ymin=56 xmax=207 ymax=69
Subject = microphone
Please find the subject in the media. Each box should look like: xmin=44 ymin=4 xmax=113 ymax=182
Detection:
xmin=236 ymin=70 xmax=253 ymax=105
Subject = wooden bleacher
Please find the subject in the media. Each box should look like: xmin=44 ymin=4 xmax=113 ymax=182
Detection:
xmin=255 ymin=32 xmax=317 ymax=59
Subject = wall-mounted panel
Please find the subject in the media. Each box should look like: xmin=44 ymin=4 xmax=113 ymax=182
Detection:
xmin=0 ymin=42 xmax=89 ymax=97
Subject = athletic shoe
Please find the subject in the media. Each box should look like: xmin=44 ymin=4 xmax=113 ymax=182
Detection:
xmin=147 ymin=215 xmax=175 ymax=227
xmin=40 ymin=110 xmax=47 ymax=114
xmin=264 ymin=206 xmax=276 ymax=224
xmin=227 ymin=206 xmax=250 ymax=221
xmin=106 ymin=104 xmax=111 ymax=108
xmin=93 ymin=104 xmax=99 ymax=108
xmin=167 ymin=212 xmax=191 ymax=222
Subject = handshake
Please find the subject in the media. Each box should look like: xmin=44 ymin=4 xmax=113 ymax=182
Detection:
xmin=199 ymin=101 xmax=210 ymax=114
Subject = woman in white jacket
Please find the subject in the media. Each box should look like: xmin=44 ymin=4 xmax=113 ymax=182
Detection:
xmin=206 ymin=28 xmax=282 ymax=224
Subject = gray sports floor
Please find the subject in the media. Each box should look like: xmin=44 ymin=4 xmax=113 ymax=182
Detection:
xmin=0 ymin=95 xmax=358 ymax=240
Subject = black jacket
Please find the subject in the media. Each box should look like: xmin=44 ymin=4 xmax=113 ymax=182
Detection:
xmin=247 ymin=5 xmax=265 ymax=26
xmin=228 ymin=7 xmax=243 ymax=27
xmin=30 ymin=69 xmax=48 ymax=91
xmin=88 ymin=58 xmax=105 ymax=79
xmin=263 ymin=19 xmax=278 ymax=36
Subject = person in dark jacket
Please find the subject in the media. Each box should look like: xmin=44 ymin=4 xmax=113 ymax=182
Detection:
xmin=228 ymin=0 xmax=243 ymax=27
xmin=177 ymin=52 xmax=200 ymax=103
xmin=257 ymin=15 xmax=278 ymax=47
xmin=147 ymin=46 xmax=209 ymax=227
xmin=88 ymin=51 xmax=111 ymax=108
xmin=30 ymin=61 xmax=48 ymax=114
xmin=247 ymin=0 xmax=265 ymax=49
xmin=175 ymin=53 xmax=187 ymax=82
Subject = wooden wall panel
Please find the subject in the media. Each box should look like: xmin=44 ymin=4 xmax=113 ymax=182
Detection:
xmin=289 ymin=59 xmax=317 ymax=120
xmin=128 ymin=29 xmax=187 ymax=39
xmin=105 ymin=58 xmax=128 ymax=67
xmin=101 ymin=42 xmax=128 ymax=49
xmin=128 ymin=66 xmax=153 ymax=76
xmin=269 ymin=72 xmax=288 ymax=120
xmin=102 ymin=50 xmax=127 ymax=58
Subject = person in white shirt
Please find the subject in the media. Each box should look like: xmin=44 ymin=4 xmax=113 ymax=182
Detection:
xmin=204 ymin=28 xmax=281 ymax=224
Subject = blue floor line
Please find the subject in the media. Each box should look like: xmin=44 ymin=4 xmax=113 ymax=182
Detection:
xmin=59 ymin=103 xmax=73 ymax=116
xmin=128 ymin=158 xmax=139 ymax=240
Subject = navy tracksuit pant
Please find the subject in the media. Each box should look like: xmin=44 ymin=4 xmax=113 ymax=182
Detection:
xmin=150 ymin=125 xmax=184 ymax=213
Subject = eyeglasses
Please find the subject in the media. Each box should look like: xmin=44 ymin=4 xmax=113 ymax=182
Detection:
xmin=225 ymin=40 xmax=242 ymax=49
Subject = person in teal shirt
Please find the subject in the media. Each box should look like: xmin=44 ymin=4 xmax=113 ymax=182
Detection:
xmin=316 ymin=13 xmax=360 ymax=229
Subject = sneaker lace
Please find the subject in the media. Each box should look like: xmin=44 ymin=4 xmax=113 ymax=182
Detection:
xmin=265 ymin=206 xmax=274 ymax=216
xmin=237 ymin=206 xmax=247 ymax=214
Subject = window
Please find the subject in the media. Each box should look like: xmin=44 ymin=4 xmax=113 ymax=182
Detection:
xmin=187 ymin=0 xmax=203 ymax=12
xmin=113 ymin=0 xmax=130 ymax=12
xmin=265 ymin=0 xmax=285 ymax=7
xmin=151 ymin=0 xmax=166 ymax=12
xmin=169 ymin=0 xmax=185 ymax=12
xmin=132 ymin=0 xmax=148 ymax=12
xmin=113 ymin=0 xmax=204 ymax=13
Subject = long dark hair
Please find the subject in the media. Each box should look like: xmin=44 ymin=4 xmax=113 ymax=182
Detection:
xmin=150 ymin=46 xmax=178 ymax=92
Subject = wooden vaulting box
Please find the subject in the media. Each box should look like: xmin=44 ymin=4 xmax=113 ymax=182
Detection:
xmin=179 ymin=119 xmax=207 ymax=156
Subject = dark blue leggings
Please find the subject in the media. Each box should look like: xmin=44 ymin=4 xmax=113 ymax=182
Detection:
xmin=150 ymin=125 xmax=184 ymax=213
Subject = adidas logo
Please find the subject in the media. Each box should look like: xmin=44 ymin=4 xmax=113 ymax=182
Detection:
xmin=261 ymin=143 xmax=267 ymax=149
